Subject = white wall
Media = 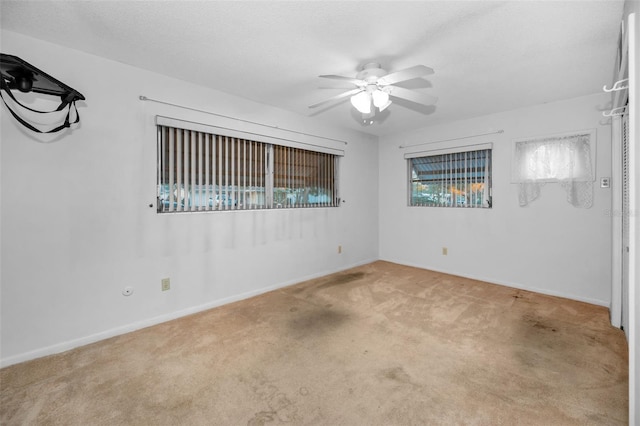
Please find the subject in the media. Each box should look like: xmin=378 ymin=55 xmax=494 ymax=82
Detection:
xmin=0 ymin=30 xmax=379 ymax=366
xmin=379 ymin=93 xmax=613 ymax=306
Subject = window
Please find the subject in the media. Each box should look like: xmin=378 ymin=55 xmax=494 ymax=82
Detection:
xmin=407 ymin=146 xmax=492 ymax=208
xmin=272 ymin=144 xmax=337 ymax=208
xmin=512 ymin=129 xmax=595 ymax=208
xmin=157 ymin=124 xmax=340 ymax=213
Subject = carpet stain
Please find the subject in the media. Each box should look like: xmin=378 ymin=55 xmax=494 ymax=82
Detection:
xmin=288 ymin=308 xmax=349 ymax=336
xmin=247 ymin=411 xmax=276 ymax=426
xmin=269 ymin=393 xmax=297 ymax=422
xmin=523 ymin=314 xmax=558 ymax=332
xmin=380 ymin=366 xmax=414 ymax=386
xmin=247 ymin=373 xmax=301 ymax=423
xmin=316 ymin=272 xmax=366 ymax=289
xmin=532 ymin=321 xmax=558 ymax=332
xmin=251 ymin=376 xmax=279 ymax=402
xmin=288 ymin=272 xmax=366 ymax=295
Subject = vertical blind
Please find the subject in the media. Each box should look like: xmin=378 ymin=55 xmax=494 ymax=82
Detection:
xmin=157 ymin=125 xmax=340 ymax=213
xmin=272 ymin=144 xmax=338 ymax=208
xmin=407 ymin=147 xmax=492 ymax=208
xmin=622 ymin=113 xmax=630 ymax=333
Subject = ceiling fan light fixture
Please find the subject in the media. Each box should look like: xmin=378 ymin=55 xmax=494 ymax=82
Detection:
xmin=350 ymin=91 xmax=371 ymax=114
xmin=378 ymin=100 xmax=392 ymax=112
xmin=371 ymin=89 xmax=389 ymax=108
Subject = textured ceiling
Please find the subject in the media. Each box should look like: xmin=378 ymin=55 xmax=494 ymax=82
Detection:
xmin=0 ymin=1 xmax=625 ymax=137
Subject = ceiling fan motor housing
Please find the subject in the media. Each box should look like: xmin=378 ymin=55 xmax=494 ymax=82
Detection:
xmin=356 ymin=62 xmax=387 ymax=83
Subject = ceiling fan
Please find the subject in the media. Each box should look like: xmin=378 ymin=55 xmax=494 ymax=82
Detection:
xmin=309 ymin=62 xmax=437 ymax=119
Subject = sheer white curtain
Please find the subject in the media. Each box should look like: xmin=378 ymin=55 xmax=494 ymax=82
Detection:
xmin=513 ymin=132 xmax=594 ymax=208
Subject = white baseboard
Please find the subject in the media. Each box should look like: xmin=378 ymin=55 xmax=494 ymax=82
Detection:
xmin=379 ymin=258 xmax=610 ymax=308
xmin=0 ymin=257 xmax=378 ymax=369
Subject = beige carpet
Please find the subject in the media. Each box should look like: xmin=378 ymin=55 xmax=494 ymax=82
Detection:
xmin=0 ymin=261 xmax=628 ymax=425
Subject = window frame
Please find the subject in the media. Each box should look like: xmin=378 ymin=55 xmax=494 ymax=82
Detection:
xmin=155 ymin=117 xmax=342 ymax=214
xmin=406 ymin=144 xmax=493 ymax=209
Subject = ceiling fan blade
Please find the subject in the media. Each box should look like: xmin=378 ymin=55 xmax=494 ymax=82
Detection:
xmin=319 ymin=75 xmax=367 ymax=86
xmin=377 ymin=65 xmax=434 ymax=86
xmin=387 ymin=86 xmax=438 ymax=106
xmin=308 ymin=88 xmax=363 ymax=108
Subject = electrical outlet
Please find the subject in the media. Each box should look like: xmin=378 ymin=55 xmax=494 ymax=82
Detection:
xmin=161 ymin=278 xmax=170 ymax=291
xmin=442 ymin=247 xmax=448 ymax=256
xmin=338 ymin=245 xmax=342 ymax=254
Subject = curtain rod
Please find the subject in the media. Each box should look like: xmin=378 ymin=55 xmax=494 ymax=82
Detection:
xmin=399 ymin=129 xmax=504 ymax=149
xmin=139 ymin=95 xmax=348 ymax=145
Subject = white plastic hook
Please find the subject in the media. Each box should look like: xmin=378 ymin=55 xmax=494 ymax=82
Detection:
xmin=602 ymin=106 xmax=627 ymax=117
xmin=603 ymin=78 xmax=629 ymax=92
